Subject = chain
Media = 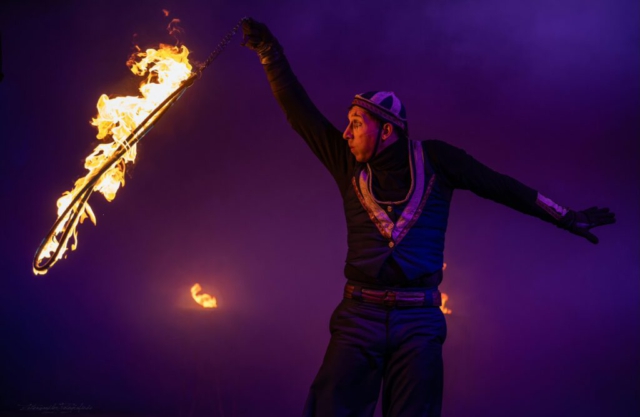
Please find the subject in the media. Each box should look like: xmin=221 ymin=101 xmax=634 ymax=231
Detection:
xmin=199 ymin=16 xmax=248 ymax=72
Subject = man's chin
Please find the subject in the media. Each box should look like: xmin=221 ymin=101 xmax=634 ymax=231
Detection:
xmin=352 ymin=152 xmax=367 ymax=163
xmin=350 ymin=148 xmax=370 ymax=163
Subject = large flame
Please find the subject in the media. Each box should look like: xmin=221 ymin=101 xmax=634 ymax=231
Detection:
xmin=89 ymin=43 xmax=192 ymax=199
xmin=191 ymin=283 xmax=218 ymax=308
xmin=34 ymin=43 xmax=194 ymax=274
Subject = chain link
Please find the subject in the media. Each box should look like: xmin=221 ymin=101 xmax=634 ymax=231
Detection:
xmin=199 ymin=17 xmax=249 ymax=73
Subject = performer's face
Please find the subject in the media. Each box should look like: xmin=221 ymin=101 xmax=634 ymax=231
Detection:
xmin=343 ymin=107 xmax=381 ymax=162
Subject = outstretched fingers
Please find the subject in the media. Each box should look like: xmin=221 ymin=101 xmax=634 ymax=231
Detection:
xmin=588 ymin=207 xmax=616 ymax=227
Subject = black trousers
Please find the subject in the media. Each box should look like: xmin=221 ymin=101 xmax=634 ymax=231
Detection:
xmin=303 ymin=298 xmax=447 ymax=417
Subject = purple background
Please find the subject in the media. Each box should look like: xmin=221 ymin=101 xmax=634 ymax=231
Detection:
xmin=1 ymin=0 xmax=638 ymax=416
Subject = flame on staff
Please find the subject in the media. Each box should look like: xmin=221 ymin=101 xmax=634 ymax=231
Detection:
xmin=33 ymin=42 xmax=194 ymax=275
xmin=92 ymin=44 xmax=192 ymax=197
xmin=33 ymin=17 xmax=246 ymax=276
xmin=191 ymin=283 xmax=218 ymax=308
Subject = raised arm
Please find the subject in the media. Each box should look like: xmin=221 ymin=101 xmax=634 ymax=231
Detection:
xmin=241 ymin=18 xmax=352 ymax=186
xmin=425 ymin=140 xmax=615 ymax=243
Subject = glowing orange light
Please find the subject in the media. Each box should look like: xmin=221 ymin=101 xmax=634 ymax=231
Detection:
xmin=191 ymin=283 xmax=218 ymax=308
xmin=440 ymin=262 xmax=452 ymax=314
xmin=440 ymin=293 xmax=452 ymax=315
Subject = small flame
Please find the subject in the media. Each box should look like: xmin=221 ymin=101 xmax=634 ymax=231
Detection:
xmin=34 ymin=40 xmax=194 ymax=274
xmin=440 ymin=263 xmax=451 ymax=314
xmin=167 ymin=19 xmax=184 ymax=38
xmin=191 ymin=283 xmax=218 ymax=308
xmin=440 ymin=293 xmax=452 ymax=315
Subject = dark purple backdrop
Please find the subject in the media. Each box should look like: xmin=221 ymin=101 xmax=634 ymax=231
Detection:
xmin=1 ymin=1 xmax=638 ymax=416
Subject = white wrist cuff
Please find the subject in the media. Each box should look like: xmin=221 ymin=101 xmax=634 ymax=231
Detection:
xmin=536 ymin=193 xmax=569 ymax=220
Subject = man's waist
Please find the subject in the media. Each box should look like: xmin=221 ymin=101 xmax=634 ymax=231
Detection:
xmin=344 ymin=263 xmax=443 ymax=288
xmin=344 ymin=280 xmax=441 ymax=307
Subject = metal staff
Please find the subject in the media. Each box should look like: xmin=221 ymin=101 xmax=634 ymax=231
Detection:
xmin=33 ymin=18 xmax=247 ymax=275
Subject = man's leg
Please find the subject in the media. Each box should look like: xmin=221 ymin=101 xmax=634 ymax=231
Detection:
xmin=381 ymin=306 xmax=447 ymax=417
xmin=303 ymin=299 xmax=387 ymax=417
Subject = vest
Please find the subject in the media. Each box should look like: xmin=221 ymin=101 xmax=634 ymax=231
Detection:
xmin=343 ymin=140 xmax=452 ymax=285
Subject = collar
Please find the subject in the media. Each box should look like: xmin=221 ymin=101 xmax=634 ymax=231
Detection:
xmin=368 ymin=136 xmax=409 ymax=173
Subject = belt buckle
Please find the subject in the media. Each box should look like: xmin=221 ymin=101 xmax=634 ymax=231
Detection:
xmin=383 ymin=290 xmax=397 ymax=307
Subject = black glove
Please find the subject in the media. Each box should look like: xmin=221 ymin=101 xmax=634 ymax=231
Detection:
xmin=241 ymin=18 xmax=283 ymax=64
xmin=558 ymin=207 xmax=616 ymax=244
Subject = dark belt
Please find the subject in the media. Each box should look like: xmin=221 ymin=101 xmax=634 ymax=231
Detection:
xmin=344 ymin=283 xmax=441 ymax=307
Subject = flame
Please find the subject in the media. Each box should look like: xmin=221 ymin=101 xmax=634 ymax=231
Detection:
xmin=34 ymin=42 xmax=194 ymax=274
xmin=191 ymin=283 xmax=218 ymax=308
xmin=440 ymin=263 xmax=452 ymax=314
xmin=167 ymin=19 xmax=184 ymax=38
xmin=440 ymin=293 xmax=452 ymax=315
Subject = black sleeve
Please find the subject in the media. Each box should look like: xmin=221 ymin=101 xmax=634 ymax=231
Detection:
xmin=425 ymin=140 xmax=560 ymax=224
xmin=262 ymin=55 xmax=353 ymax=190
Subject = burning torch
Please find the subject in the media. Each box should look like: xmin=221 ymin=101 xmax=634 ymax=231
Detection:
xmin=33 ymin=18 xmax=248 ymax=275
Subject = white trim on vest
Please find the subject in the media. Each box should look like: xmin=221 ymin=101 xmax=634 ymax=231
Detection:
xmin=352 ymin=140 xmax=436 ymax=246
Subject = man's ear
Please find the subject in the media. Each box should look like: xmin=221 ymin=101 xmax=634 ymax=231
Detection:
xmin=381 ymin=122 xmax=394 ymax=140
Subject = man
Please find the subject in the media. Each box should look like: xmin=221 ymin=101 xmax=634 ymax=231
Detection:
xmin=241 ymin=18 xmax=615 ymax=417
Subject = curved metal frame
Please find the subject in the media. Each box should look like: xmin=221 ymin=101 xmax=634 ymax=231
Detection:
xmin=33 ymin=18 xmax=247 ymax=275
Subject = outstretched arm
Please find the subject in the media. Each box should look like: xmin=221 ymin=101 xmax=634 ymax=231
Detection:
xmin=426 ymin=140 xmax=616 ymax=244
xmin=241 ymin=18 xmax=352 ymax=186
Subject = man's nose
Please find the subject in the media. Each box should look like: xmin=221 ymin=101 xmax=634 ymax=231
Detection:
xmin=343 ymin=126 xmax=352 ymax=140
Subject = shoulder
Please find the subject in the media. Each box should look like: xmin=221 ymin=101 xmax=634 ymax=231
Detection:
xmin=423 ymin=139 xmax=463 ymax=152
xmin=421 ymin=139 xmax=470 ymax=165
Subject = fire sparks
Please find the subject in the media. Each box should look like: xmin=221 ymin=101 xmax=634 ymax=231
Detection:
xmin=191 ymin=283 xmax=218 ymax=308
xmin=33 ymin=40 xmax=195 ymax=275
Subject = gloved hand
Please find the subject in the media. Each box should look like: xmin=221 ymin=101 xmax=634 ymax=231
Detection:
xmin=558 ymin=207 xmax=616 ymax=244
xmin=241 ymin=18 xmax=283 ymax=64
